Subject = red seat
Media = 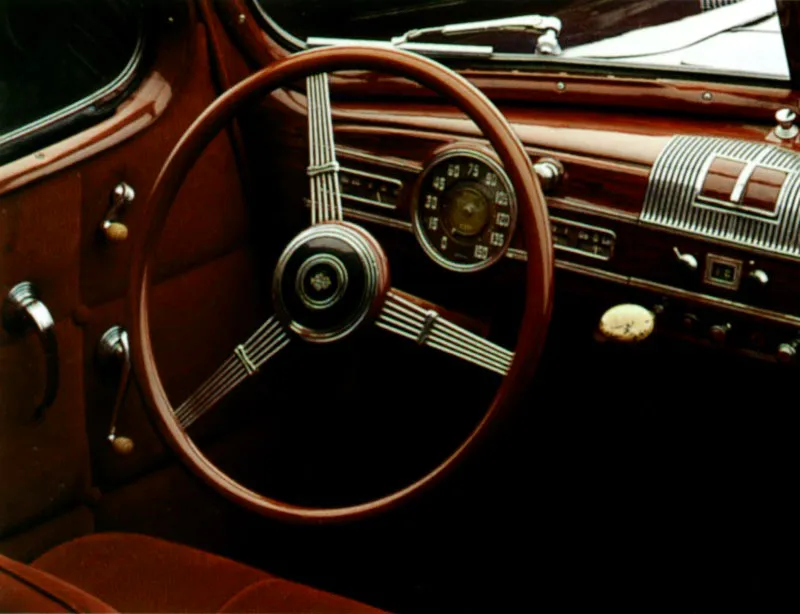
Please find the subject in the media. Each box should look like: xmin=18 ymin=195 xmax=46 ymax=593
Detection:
xmin=0 ymin=533 xmax=383 ymax=613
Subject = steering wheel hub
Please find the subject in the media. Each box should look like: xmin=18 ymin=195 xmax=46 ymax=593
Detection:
xmin=273 ymin=222 xmax=390 ymax=343
xmin=296 ymin=253 xmax=349 ymax=310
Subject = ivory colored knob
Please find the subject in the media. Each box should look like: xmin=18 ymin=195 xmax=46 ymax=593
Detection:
xmin=111 ymin=436 xmax=135 ymax=455
xmin=104 ymin=221 xmax=129 ymax=242
xmin=598 ymin=304 xmax=655 ymax=343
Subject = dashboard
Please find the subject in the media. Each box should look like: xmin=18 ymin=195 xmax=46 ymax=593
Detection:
xmin=313 ymin=112 xmax=800 ymax=365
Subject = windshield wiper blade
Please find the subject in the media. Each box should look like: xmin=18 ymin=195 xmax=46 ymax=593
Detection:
xmin=306 ymin=37 xmax=495 ymax=59
xmin=307 ymin=14 xmax=563 ymax=59
xmin=392 ymin=15 xmax=563 ymax=56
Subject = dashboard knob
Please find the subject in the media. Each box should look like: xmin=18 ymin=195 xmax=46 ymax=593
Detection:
xmin=532 ymin=157 xmax=564 ymax=193
xmin=775 ymin=108 xmax=799 ymax=140
xmin=681 ymin=313 xmax=699 ymax=331
xmin=598 ymin=304 xmax=655 ymax=343
xmin=777 ymin=342 xmax=797 ymax=363
xmin=673 ymin=247 xmax=698 ymax=273
xmin=709 ymin=323 xmax=731 ymax=343
xmin=746 ymin=269 xmax=769 ymax=288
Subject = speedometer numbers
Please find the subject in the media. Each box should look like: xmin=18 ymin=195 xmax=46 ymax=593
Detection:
xmin=413 ymin=149 xmax=517 ymax=272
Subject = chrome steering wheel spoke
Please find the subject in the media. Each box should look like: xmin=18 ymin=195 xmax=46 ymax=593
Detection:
xmin=174 ymin=315 xmax=290 ymax=428
xmin=306 ymin=73 xmax=343 ymax=225
xmin=377 ymin=289 xmax=514 ymax=376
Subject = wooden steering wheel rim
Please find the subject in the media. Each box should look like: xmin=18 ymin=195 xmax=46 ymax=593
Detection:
xmin=128 ymin=46 xmax=554 ymax=523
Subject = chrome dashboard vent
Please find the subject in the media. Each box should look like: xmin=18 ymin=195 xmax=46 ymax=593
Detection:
xmin=641 ymin=135 xmax=800 ymax=258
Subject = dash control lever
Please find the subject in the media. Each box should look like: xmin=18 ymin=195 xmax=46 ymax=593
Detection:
xmin=97 ymin=326 xmax=134 ymax=455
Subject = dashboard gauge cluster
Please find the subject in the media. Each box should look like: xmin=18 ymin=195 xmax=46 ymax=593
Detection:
xmin=412 ymin=148 xmax=517 ymax=272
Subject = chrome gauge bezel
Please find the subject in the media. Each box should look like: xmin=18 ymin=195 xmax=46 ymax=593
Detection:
xmin=412 ymin=148 xmax=518 ymax=273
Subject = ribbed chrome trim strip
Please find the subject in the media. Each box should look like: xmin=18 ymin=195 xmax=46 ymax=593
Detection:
xmin=701 ymin=0 xmax=742 ymax=10
xmin=642 ymin=135 xmax=800 ymax=258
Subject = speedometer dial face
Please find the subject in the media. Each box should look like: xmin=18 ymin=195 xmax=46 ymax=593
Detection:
xmin=413 ymin=149 xmax=517 ymax=272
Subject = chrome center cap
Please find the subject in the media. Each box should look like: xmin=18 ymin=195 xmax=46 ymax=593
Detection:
xmin=273 ymin=223 xmax=389 ymax=343
xmin=295 ymin=254 xmax=349 ymax=310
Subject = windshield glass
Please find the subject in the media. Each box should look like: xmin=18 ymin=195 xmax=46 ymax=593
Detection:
xmin=256 ymin=0 xmax=789 ymax=81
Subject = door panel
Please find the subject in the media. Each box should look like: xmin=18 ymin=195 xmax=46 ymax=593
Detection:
xmin=0 ymin=14 xmax=253 ymax=547
xmin=0 ymin=321 xmax=89 ymax=535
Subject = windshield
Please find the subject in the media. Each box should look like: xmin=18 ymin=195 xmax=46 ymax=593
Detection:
xmin=256 ymin=0 xmax=789 ymax=81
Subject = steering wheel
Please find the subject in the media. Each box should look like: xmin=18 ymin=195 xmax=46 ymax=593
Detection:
xmin=128 ymin=46 xmax=553 ymax=523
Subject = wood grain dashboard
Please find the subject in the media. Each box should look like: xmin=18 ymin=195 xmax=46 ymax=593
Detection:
xmin=245 ymin=89 xmax=800 ymax=365
xmin=203 ymin=0 xmax=800 ymax=369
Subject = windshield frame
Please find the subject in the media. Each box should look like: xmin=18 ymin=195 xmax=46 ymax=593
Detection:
xmin=248 ymin=0 xmax=800 ymax=89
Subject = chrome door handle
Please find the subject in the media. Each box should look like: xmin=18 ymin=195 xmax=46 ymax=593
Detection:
xmin=2 ymin=282 xmax=59 ymax=419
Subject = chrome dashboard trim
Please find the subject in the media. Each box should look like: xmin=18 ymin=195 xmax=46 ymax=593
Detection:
xmin=642 ymin=135 xmax=800 ymax=258
xmin=336 ymin=146 xmax=422 ymax=173
xmin=507 ymin=248 xmax=528 ymax=262
xmin=341 ymin=206 xmax=413 ymax=232
xmin=339 ymin=166 xmax=403 ymax=210
xmin=702 ymin=253 xmax=743 ymax=291
xmin=341 ymin=193 xmax=397 ymax=210
xmin=550 ymin=215 xmax=616 ymax=261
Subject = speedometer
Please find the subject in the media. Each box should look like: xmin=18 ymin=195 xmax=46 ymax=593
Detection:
xmin=412 ymin=148 xmax=517 ymax=272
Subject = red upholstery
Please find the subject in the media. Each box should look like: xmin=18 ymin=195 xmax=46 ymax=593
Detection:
xmin=0 ymin=552 xmax=114 ymax=613
xmin=218 ymin=578 xmax=383 ymax=613
xmin=9 ymin=533 xmax=384 ymax=613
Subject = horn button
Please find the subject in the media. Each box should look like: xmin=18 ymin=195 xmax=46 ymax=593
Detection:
xmin=273 ymin=223 xmax=389 ymax=342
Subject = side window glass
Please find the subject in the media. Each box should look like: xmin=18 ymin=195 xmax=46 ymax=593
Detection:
xmin=0 ymin=0 xmax=145 ymax=163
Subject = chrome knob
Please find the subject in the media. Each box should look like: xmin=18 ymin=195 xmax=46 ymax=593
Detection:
xmin=777 ymin=342 xmax=796 ymax=363
xmin=673 ymin=247 xmax=699 ymax=272
xmin=747 ymin=269 xmax=769 ymax=288
xmin=533 ymin=157 xmax=564 ymax=193
xmin=775 ymin=108 xmax=798 ymax=140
